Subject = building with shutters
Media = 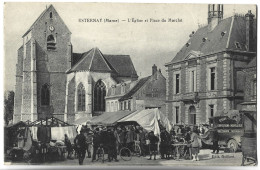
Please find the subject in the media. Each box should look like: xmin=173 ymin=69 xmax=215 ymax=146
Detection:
xmin=105 ymin=64 xmax=166 ymax=113
xmin=165 ymin=4 xmax=257 ymax=125
xmin=13 ymin=5 xmax=138 ymax=123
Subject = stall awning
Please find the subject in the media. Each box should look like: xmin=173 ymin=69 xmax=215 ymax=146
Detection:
xmin=74 ymin=116 xmax=91 ymax=125
xmin=90 ymin=110 xmax=135 ymax=126
xmin=118 ymin=108 xmax=172 ymax=135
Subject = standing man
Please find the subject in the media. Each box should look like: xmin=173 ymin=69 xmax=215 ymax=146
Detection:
xmin=211 ymin=128 xmax=219 ymax=154
xmin=139 ymin=127 xmax=147 ymax=157
xmin=148 ymin=131 xmax=159 ymax=160
xmin=92 ymin=128 xmax=101 ymax=162
xmin=126 ymin=126 xmax=135 ymax=152
xmin=107 ymin=128 xmax=119 ymax=162
xmin=74 ymin=129 xmax=87 ymax=165
xmin=160 ymin=127 xmax=169 ymax=159
xmin=114 ymin=127 xmax=120 ymax=155
xmin=86 ymin=130 xmax=93 ymax=158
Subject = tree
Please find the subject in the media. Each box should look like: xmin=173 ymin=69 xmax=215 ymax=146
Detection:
xmin=4 ymin=91 xmax=14 ymax=126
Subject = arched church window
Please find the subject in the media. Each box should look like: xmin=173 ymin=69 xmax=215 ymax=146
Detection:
xmin=77 ymin=83 xmax=85 ymax=111
xmin=94 ymin=80 xmax=106 ymax=112
xmin=41 ymin=84 xmax=50 ymax=105
xmin=47 ymin=34 xmax=56 ymax=50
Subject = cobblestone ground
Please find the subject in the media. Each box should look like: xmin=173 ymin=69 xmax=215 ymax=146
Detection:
xmin=5 ymin=149 xmax=255 ymax=167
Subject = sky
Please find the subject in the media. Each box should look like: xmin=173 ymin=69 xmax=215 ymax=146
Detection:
xmin=3 ymin=2 xmax=257 ymax=91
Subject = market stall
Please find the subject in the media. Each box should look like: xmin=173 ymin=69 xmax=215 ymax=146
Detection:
xmin=29 ymin=117 xmax=77 ymax=162
xmin=118 ymin=108 xmax=172 ymax=135
xmin=5 ymin=121 xmax=33 ymax=162
xmin=89 ymin=110 xmax=135 ymax=126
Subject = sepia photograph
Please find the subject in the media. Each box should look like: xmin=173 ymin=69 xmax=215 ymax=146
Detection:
xmin=2 ymin=1 xmax=257 ymax=167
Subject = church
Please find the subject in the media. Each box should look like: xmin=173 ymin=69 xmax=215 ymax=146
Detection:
xmin=13 ymin=5 xmax=138 ymax=123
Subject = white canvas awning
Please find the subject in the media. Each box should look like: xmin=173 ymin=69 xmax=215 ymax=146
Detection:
xmin=118 ymin=108 xmax=172 ymax=135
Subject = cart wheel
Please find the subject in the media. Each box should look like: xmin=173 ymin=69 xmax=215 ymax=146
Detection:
xmin=120 ymin=147 xmax=132 ymax=161
xmin=133 ymin=145 xmax=141 ymax=157
xmin=227 ymin=139 xmax=238 ymax=152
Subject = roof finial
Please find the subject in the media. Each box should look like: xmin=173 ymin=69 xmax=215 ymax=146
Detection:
xmin=233 ymin=8 xmax=236 ymax=16
xmin=197 ymin=19 xmax=200 ymax=28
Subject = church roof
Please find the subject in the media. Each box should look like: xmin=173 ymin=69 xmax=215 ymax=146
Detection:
xmin=68 ymin=48 xmax=138 ymax=78
xmin=68 ymin=48 xmax=113 ymax=73
xmin=103 ymin=55 xmax=138 ymax=77
xmin=166 ymin=16 xmax=257 ymax=65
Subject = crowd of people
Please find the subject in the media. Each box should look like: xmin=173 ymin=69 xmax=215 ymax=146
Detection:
xmin=65 ymin=124 xmax=218 ymax=165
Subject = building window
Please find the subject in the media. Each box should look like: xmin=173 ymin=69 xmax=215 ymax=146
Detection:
xmin=124 ymin=101 xmax=127 ymax=110
xmin=114 ymin=101 xmax=118 ymax=111
xmin=189 ymin=106 xmax=196 ymax=125
xmin=94 ymin=80 xmax=106 ymax=112
xmin=176 ymin=107 xmax=179 ymax=124
xmin=235 ymin=42 xmax=241 ymax=49
xmin=50 ymin=12 xmax=53 ymax=19
xmin=128 ymin=100 xmax=131 ymax=111
xmin=41 ymin=84 xmax=50 ymax=106
xmin=190 ymin=70 xmax=196 ymax=92
xmin=120 ymin=102 xmax=123 ymax=110
xmin=210 ymin=67 xmax=216 ymax=90
xmin=111 ymin=86 xmax=115 ymax=95
xmin=47 ymin=34 xmax=56 ymax=50
xmin=252 ymin=80 xmax=257 ymax=100
xmin=175 ymin=74 xmax=180 ymax=94
xmin=111 ymin=102 xmax=114 ymax=112
xmin=106 ymin=102 xmax=109 ymax=112
xmin=121 ymin=83 xmax=126 ymax=94
xmin=209 ymin=105 xmax=214 ymax=123
xmin=77 ymin=83 xmax=85 ymax=111
xmin=209 ymin=105 xmax=214 ymax=117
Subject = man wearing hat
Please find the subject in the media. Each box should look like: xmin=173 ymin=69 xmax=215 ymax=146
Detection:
xmin=148 ymin=131 xmax=159 ymax=160
xmin=74 ymin=129 xmax=87 ymax=165
xmin=107 ymin=128 xmax=119 ymax=162
xmin=139 ymin=127 xmax=147 ymax=157
xmin=86 ymin=130 xmax=93 ymax=158
xmin=211 ymin=127 xmax=219 ymax=154
xmin=92 ymin=128 xmax=101 ymax=162
xmin=160 ymin=127 xmax=170 ymax=159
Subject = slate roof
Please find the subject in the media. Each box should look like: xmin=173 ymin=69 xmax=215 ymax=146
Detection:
xmin=167 ymin=16 xmax=257 ymax=65
xmin=119 ymin=76 xmax=150 ymax=101
xmin=68 ymin=48 xmax=112 ymax=73
xmin=72 ymin=53 xmax=84 ymax=66
xmin=68 ymin=48 xmax=138 ymax=79
xmin=103 ymin=55 xmax=138 ymax=77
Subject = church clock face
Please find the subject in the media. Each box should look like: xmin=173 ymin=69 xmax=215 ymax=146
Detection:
xmin=49 ymin=25 xmax=55 ymax=32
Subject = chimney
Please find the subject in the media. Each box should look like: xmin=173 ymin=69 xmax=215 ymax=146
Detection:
xmin=208 ymin=4 xmax=223 ymax=32
xmin=245 ymin=10 xmax=255 ymax=51
xmin=152 ymin=64 xmax=157 ymax=75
